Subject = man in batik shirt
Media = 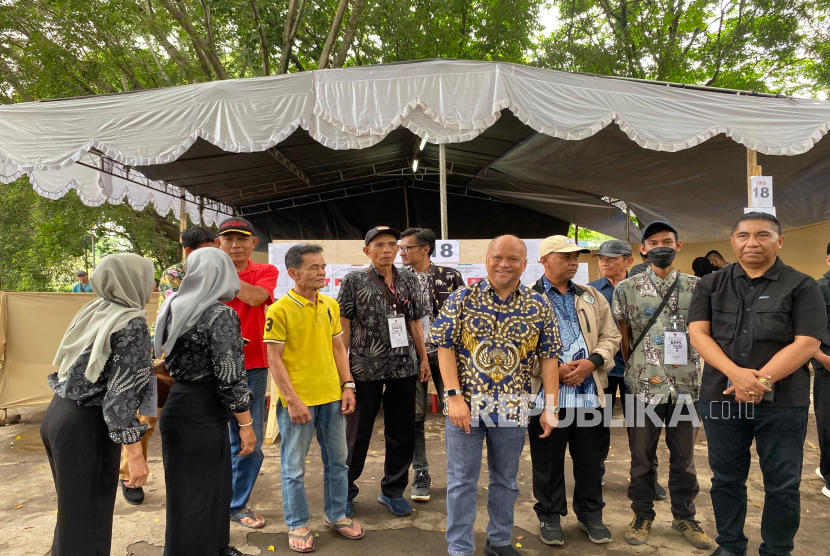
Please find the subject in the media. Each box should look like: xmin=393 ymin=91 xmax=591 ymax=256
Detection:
xmin=612 ymin=221 xmax=711 ymax=550
xmin=119 ymin=226 xmax=218 ymax=505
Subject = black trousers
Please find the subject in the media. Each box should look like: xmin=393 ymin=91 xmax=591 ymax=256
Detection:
xmin=628 ymin=398 xmax=699 ymax=520
xmin=815 ymin=364 xmax=830 ymax=489
xmin=161 ymin=381 xmax=233 ymax=556
xmin=346 ymin=375 xmax=417 ymax=500
xmin=41 ymin=394 xmax=121 ymax=556
xmin=528 ymin=408 xmax=606 ymax=523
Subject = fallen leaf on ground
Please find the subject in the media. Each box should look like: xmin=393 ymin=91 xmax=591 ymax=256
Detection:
xmin=483 ymin=486 xmax=488 ymax=490
xmin=809 ymin=442 xmax=818 ymax=449
xmin=51 ymin=510 xmax=58 ymax=514
xmin=314 ymin=533 xmax=320 ymax=538
xmin=154 ymin=518 xmax=161 ymax=522
xmin=13 ymin=504 xmax=23 ymax=510
xmin=440 ymin=529 xmax=446 ymax=532
xmin=754 ymin=504 xmax=762 ymax=508
xmin=306 ymin=460 xmax=311 ymax=463
xmin=268 ymin=546 xmax=274 ymax=552
xmin=15 ymin=436 xmax=21 ymax=440
xmin=515 ymin=536 xmax=523 ymax=540
xmin=515 ymin=543 xmax=522 ymax=548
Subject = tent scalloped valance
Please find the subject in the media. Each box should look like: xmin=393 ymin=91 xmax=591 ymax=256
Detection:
xmin=0 ymin=60 xmax=828 ymax=176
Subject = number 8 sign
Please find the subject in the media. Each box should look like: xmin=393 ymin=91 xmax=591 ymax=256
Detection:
xmin=432 ymin=240 xmax=460 ymax=263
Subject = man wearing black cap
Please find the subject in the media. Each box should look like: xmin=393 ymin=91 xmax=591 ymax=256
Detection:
xmin=218 ymin=216 xmax=280 ymax=529
xmin=612 ymin=222 xmax=711 ymax=549
xmin=71 ymin=270 xmax=93 ymax=292
xmin=337 ymin=226 xmax=430 ymax=517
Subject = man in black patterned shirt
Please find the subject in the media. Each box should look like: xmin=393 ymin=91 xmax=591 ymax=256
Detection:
xmin=338 ymin=226 xmax=430 ymax=518
xmin=400 ymin=227 xmax=464 ymax=503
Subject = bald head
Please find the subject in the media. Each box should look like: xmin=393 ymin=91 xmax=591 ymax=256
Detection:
xmin=485 ymin=235 xmax=528 ymax=291
xmin=488 ymin=235 xmax=527 ymax=258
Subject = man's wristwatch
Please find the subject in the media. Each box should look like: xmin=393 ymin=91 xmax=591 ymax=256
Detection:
xmin=545 ymin=405 xmax=561 ymax=414
xmin=342 ymin=382 xmax=356 ymax=392
xmin=445 ymin=388 xmax=461 ymax=397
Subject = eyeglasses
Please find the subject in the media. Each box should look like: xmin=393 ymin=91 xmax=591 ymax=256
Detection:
xmin=399 ymin=245 xmax=426 ymax=253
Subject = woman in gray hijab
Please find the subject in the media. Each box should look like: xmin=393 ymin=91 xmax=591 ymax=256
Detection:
xmin=41 ymin=253 xmax=155 ymax=556
xmin=156 ymin=247 xmax=255 ymax=556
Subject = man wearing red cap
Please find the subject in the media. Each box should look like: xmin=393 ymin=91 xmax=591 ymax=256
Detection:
xmin=217 ymin=216 xmax=279 ymax=529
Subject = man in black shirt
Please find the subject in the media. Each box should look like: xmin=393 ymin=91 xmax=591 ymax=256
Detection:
xmin=810 ymin=242 xmax=830 ymax=499
xmin=688 ymin=212 xmax=826 ymax=556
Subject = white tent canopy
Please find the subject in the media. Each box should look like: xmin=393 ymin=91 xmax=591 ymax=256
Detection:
xmin=1 ymin=60 xmax=829 ymax=240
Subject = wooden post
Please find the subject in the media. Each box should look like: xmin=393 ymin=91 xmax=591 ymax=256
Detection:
xmin=179 ymin=187 xmax=187 ymax=261
xmin=439 ymin=144 xmax=448 ymax=240
xmin=574 ymin=224 xmax=579 ymax=244
xmin=746 ymin=149 xmax=762 ymax=207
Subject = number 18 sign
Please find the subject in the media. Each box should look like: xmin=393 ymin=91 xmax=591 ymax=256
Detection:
xmin=431 ymin=240 xmax=460 ymax=263
xmin=750 ymin=176 xmax=773 ymax=208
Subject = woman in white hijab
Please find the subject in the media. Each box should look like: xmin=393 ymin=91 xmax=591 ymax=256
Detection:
xmin=41 ymin=253 xmax=155 ymax=556
xmin=156 ymin=247 xmax=255 ymax=556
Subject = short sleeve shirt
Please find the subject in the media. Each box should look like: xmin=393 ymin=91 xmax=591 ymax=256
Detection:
xmin=687 ymin=258 xmax=827 ymax=407
xmin=225 ymin=260 xmax=279 ymax=370
xmin=612 ymin=267 xmax=702 ymax=403
xmin=429 ymin=279 xmax=562 ymax=425
xmin=337 ymin=264 xmax=426 ymax=381
xmin=264 ymin=290 xmax=343 ymax=407
xmin=409 ymin=263 xmax=465 ymax=353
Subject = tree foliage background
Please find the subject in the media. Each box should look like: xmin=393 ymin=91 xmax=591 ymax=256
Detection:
xmin=1 ymin=0 xmax=828 ymax=289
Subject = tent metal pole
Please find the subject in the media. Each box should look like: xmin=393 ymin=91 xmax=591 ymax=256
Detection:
xmin=439 ymin=144 xmax=448 ymax=240
xmin=180 ymin=187 xmax=188 ymax=261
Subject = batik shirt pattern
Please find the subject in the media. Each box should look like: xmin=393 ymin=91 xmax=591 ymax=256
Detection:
xmin=430 ymin=279 xmax=562 ymax=425
xmin=48 ymin=317 xmax=152 ymax=444
xmin=150 ymin=261 xmax=186 ymax=347
xmin=541 ymin=276 xmax=598 ymax=408
xmin=409 ymin=263 xmax=464 ymax=354
xmin=338 ymin=265 xmax=426 ymax=381
xmin=612 ymin=267 xmax=702 ymax=404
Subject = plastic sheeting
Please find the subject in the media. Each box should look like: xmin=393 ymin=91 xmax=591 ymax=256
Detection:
xmin=1 ymin=60 xmax=828 ymax=170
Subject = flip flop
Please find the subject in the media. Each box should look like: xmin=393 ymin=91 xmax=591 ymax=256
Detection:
xmin=288 ymin=529 xmax=315 ymax=553
xmin=325 ymin=518 xmax=366 ymax=540
xmin=230 ymin=508 xmax=266 ymax=529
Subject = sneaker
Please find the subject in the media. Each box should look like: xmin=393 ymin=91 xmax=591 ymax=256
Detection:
xmin=484 ymin=539 xmax=521 ymax=556
xmin=822 ymin=486 xmax=830 ymax=499
xmin=578 ymin=520 xmax=612 ymax=544
xmin=378 ymin=493 xmax=413 ymax=516
xmin=672 ymin=519 xmax=713 ymax=549
xmin=539 ymin=518 xmax=564 ymax=546
xmin=411 ymin=469 xmax=431 ymax=502
xmin=345 ymin=500 xmax=354 ymax=518
xmin=625 ymin=515 xmax=652 ymax=545
xmin=655 ymin=481 xmax=667 ymax=500
xmin=121 ymin=480 xmax=144 ymax=505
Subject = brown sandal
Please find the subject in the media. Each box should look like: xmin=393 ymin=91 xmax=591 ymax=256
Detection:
xmin=288 ymin=529 xmax=315 ymax=553
xmin=325 ymin=518 xmax=365 ymax=540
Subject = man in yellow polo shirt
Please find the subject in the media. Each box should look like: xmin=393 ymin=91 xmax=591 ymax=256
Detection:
xmin=264 ymin=244 xmax=365 ymax=552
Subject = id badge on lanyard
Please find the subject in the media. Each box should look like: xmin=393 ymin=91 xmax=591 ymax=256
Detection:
xmin=663 ymin=316 xmax=688 ymax=366
xmin=388 ymin=314 xmax=408 ymax=348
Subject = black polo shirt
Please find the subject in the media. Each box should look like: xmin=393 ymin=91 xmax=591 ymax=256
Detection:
xmin=688 ymin=257 xmax=826 ymax=407
xmin=811 ymin=269 xmax=830 ymax=372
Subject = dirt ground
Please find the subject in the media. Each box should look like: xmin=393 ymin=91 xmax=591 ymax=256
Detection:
xmin=1 ymin=403 xmax=827 ymax=556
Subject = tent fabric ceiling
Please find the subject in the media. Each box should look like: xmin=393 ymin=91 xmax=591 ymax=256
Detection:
xmin=2 ymin=59 xmax=829 ymax=242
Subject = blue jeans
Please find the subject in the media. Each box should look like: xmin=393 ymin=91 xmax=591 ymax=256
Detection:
xmin=228 ymin=367 xmax=267 ymax=513
xmin=445 ymin=417 xmax=526 ymax=556
xmin=700 ymin=399 xmax=808 ymax=556
xmin=276 ymin=400 xmax=349 ymax=529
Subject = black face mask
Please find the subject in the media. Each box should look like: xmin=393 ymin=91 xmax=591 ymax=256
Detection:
xmin=647 ymin=246 xmax=677 ymax=269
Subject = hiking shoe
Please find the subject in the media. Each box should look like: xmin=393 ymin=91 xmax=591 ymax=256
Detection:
xmin=672 ymin=519 xmax=713 ymax=549
xmin=578 ymin=520 xmax=612 ymax=544
xmin=655 ymin=481 xmax=667 ymax=500
xmin=411 ymin=469 xmax=431 ymax=502
xmin=539 ymin=518 xmax=564 ymax=546
xmin=625 ymin=515 xmax=652 ymax=545
xmin=378 ymin=493 xmax=413 ymax=516
xmin=484 ymin=539 xmax=521 ymax=556
xmin=121 ymin=480 xmax=144 ymax=505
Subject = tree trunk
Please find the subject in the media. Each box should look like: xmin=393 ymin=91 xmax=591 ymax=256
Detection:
xmin=249 ymin=0 xmax=270 ymax=75
xmin=143 ymin=35 xmax=173 ymax=85
xmin=0 ymin=59 xmax=33 ymax=101
xmin=158 ymin=0 xmax=227 ymax=79
xmin=152 ymin=31 xmax=196 ymax=82
xmin=318 ymin=0 xmax=349 ymax=69
xmin=278 ymin=0 xmax=298 ymax=74
xmin=332 ymin=0 xmax=366 ymax=68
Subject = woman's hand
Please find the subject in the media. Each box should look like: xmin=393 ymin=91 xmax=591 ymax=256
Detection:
xmin=238 ymin=425 xmax=256 ymax=457
xmin=124 ymin=442 xmax=150 ymax=488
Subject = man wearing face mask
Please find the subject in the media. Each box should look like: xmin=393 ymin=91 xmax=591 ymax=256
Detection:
xmin=612 ymin=222 xmax=711 ymax=550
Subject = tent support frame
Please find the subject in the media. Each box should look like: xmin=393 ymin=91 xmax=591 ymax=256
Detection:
xmin=439 ymin=143 xmax=448 ymax=240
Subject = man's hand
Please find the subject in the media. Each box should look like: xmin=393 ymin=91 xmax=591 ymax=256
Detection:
xmin=447 ymin=395 xmax=471 ymax=433
xmin=539 ymin=409 xmax=558 ymax=438
xmin=563 ymin=359 xmax=595 ymax=386
xmin=723 ymin=367 xmax=772 ymax=404
xmin=341 ymin=387 xmax=356 ymax=415
xmin=152 ymin=360 xmax=174 ymax=385
xmin=558 ymin=361 xmax=572 ymax=380
xmin=288 ymin=399 xmax=312 ymax=424
xmin=124 ymin=443 xmax=150 ymax=488
xmin=419 ymin=359 xmax=431 ymax=383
